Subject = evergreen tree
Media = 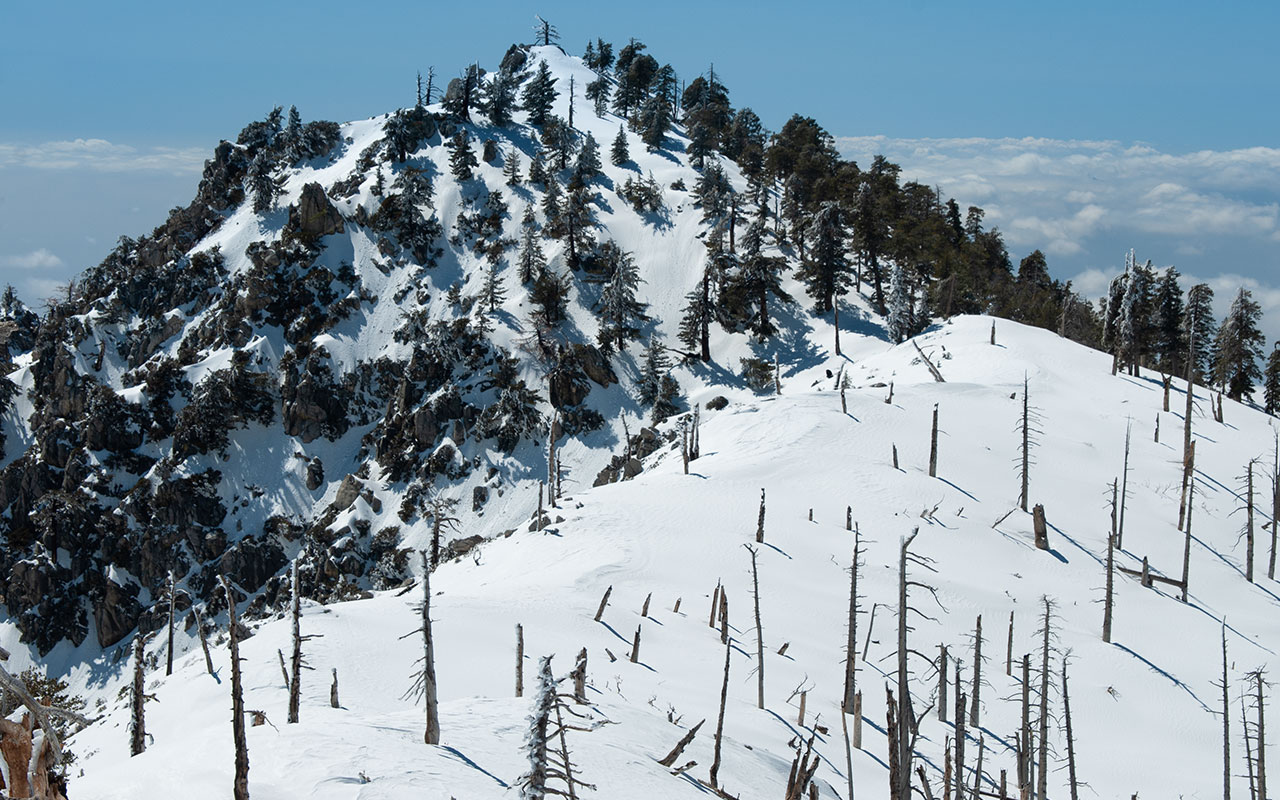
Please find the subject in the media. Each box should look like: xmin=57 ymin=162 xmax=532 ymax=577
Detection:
xmin=541 ymin=178 xmax=564 ymax=236
xmin=482 ymin=262 xmax=507 ymax=313
xmin=722 ymin=108 xmax=766 ymax=178
xmin=1213 ymin=287 xmax=1265 ymax=400
xmin=573 ymin=133 xmax=602 ymax=183
xmin=1116 ymin=250 xmax=1155 ymax=375
xmin=687 ymin=122 xmax=716 ymax=169
xmin=585 ymin=76 xmax=611 ymax=117
xmin=1265 ymin=345 xmax=1280 ymax=415
xmin=283 ymin=105 xmax=303 ymax=163
xmin=521 ymin=61 xmax=559 ymax=126
xmin=694 ymin=162 xmax=732 ymax=227
xmin=887 ymin=262 xmax=914 ymax=344
xmin=737 ymin=219 xmax=790 ymax=338
xmin=504 ymin=148 xmax=523 ymax=186
xmin=799 ymin=201 xmax=850 ymax=314
xmin=531 ymin=270 xmax=570 ymax=326
xmin=610 ymin=125 xmax=630 ymax=166
xmin=1153 ymin=267 xmax=1186 ymax=375
xmin=560 ymin=185 xmax=596 ymax=269
xmin=443 ymin=64 xmax=480 ymax=121
xmin=528 ymin=147 xmax=549 ymax=186
xmin=594 ymin=39 xmax=614 ymax=72
xmin=678 ymin=267 xmax=715 ymax=362
xmin=652 ymin=374 xmax=682 ymax=424
xmin=447 ymin=129 xmax=478 ymax=182
xmin=517 ymin=209 xmax=546 ymax=284
xmin=612 ymin=41 xmax=658 ymax=117
xmin=637 ymin=335 xmax=670 ymax=406
xmin=1185 ymin=283 xmax=1217 ymax=383
xmin=247 ymin=151 xmax=279 ymax=213
xmin=595 ymin=243 xmax=649 ymax=351
xmin=637 ymin=93 xmax=670 ymax=151
xmin=540 ymin=116 xmax=577 ymax=172
xmin=482 ymin=71 xmax=518 ymax=127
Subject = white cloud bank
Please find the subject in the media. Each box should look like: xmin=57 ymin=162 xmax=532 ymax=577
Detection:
xmin=0 ymin=248 xmax=64 ymax=270
xmin=0 ymin=138 xmax=206 ymax=174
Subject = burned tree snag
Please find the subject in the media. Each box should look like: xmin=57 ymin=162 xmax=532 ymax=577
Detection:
xmin=658 ymin=719 xmax=704 ymax=768
xmin=970 ymin=615 xmax=983 ymax=728
xmin=330 ymin=669 xmax=340 ymax=708
xmin=1104 ymin=532 xmax=1116 ymax=643
xmin=221 ymin=576 xmax=250 ymax=800
xmin=573 ymin=648 xmax=587 ymax=704
xmin=929 ymin=404 xmax=939 ymax=478
xmin=192 ymin=606 xmax=214 ymax=676
xmin=1247 ymin=459 xmax=1257 ymax=583
xmin=594 ymin=586 xmax=612 ymax=622
xmin=938 ymin=645 xmax=948 ymax=724
xmin=1180 ymin=441 xmax=1196 ymax=532
xmin=1063 ymin=658 xmax=1079 ymax=800
xmin=709 ymin=582 xmax=720 ymax=628
xmin=1182 ymin=478 xmax=1196 ymax=603
xmin=130 ymin=635 xmax=146 ymax=756
xmin=843 ymin=532 xmax=861 ymax=715
xmin=1032 ymin=505 xmax=1048 ymax=550
xmin=1019 ymin=654 xmax=1031 ymax=798
xmin=418 ymin=552 xmax=440 ymax=745
xmin=757 ymin=489 xmax=766 ymax=543
xmin=709 ymin=636 xmax=731 ymax=790
xmin=166 ymin=570 xmax=176 ymax=677
xmin=288 ymin=562 xmax=302 ymax=725
xmin=1222 ymin=625 xmax=1232 ymax=800
xmin=516 ymin=624 xmax=525 ymax=697
xmin=746 ymin=545 xmax=765 ymax=709
xmin=1006 ymin=611 xmax=1015 ymax=677
xmin=1118 ymin=421 xmax=1132 ymax=549
xmin=1036 ymin=599 xmax=1053 ymax=800
xmin=630 ymin=625 xmax=642 ymax=663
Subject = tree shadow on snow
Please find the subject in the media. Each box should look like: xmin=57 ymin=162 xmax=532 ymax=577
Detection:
xmin=440 ymin=746 xmax=509 ymax=788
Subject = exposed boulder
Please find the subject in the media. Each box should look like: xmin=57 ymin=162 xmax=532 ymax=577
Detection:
xmin=94 ymin=579 xmax=141 ymax=648
xmin=575 ymin=343 xmax=617 ymax=387
xmin=472 ymin=485 xmax=489 ymax=512
xmin=286 ymin=182 xmax=345 ymax=245
xmin=305 ymin=457 xmax=324 ymax=491
xmin=333 ymin=474 xmax=362 ymax=511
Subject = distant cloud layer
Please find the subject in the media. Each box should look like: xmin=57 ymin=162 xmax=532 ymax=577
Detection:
xmin=0 ymin=138 xmax=207 ymax=174
xmin=836 ymin=135 xmax=1280 ymax=339
xmin=0 ymin=248 xmax=64 ymax=270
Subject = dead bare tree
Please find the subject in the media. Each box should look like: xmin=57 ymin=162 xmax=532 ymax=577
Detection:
xmin=130 ymin=634 xmax=147 ymax=756
xmin=330 ymin=669 xmax=340 ymax=708
xmin=220 ymin=575 xmax=250 ymax=800
xmin=1240 ymin=460 xmax=1258 ymax=583
xmin=970 ymin=614 xmax=985 ymax=729
xmin=658 ymin=719 xmax=704 ymax=768
xmin=405 ymin=552 xmax=441 ymax=745
xmin=287 ymin=562 xmax=314 ymax=725
xmin=1062 ymin=653 xmax=1080 ymax=800
xmin=1117 ymin=421 xmax=1132 ymax=549
xmin=938 ymin=645 xmax=948 ymax=724
xmin=1035 ymin=597 xmax=1057 ymax=800
xmin=192 ymin=606 xmax=215 ymax=676
xmin=709 ymin=635 xmax=732 ymax=790
xmin=745 ymin=545 xmax=765 ymax=709
xmin=756 ymin=488 xmax=766 ymax=543
xmin=166 ymin=570 xmax=177 ymax=676
xmin=1271 ymin=433 xmax=1279 ymax=581
xmin=929 ymin=404 xmax=940 ymax=478
xmin=426 ymin=493 xmax=460 ymax=569
xmin=1103 ymin=531 xmax=1116 ymax=643
xmin=888 ymin=530 xmax=941 ymax=800
xmin=1006 ymin=611 xmax=1015 ymax=677
xmin=843 ymin=528 xmax=863 ymax=715
xmin=1016 ymin=374 xmax=1042 ymax=512
xmin=1182 ymin=476 xmax=1196 ymax=603
xmin=516 ymin=624 xmax=525 ymax=697
xmin=1219 ymin=624 xmax=1232 ymax=800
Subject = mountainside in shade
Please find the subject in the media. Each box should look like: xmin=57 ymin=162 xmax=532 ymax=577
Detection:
xmin=0 ymin=37 xmax=1271 ymax=800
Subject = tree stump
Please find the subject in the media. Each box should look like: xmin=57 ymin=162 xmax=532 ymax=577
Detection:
xmin=1032 ymin=505 xmax=1049 ymax=550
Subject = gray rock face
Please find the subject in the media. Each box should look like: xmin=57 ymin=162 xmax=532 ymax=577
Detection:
xmin=549 ymin=369 xmax=590 ymax=409
xmin=334 ymin=475 xmax=362 ymax=511
xmin=306 ymin=457 xmax=325 ymax=491
xmin=576 ymin=344 xmax=617 ymax=386
xmin=288 ymin=182 xmax=345 ymax=244
xmin=412 ymin=407 xmax=439 ymax=447
xmin=472 ymin=485 xmax=489 ymax=512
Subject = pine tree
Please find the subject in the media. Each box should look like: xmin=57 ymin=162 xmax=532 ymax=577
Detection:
xmin=515 ymin=656 xmax=555 ymax=800
xmin=531 ymin=270 xmax=570 ymax=326
xmin=653 ymin=374 xmax=682 ymax=424
xmin=540 ymin=116 xmax=577 ymax=172
xmin=483 ymin=71 xmax=518 ymax=127
xmin=638 ymin=93 xmax=670 ymax=151
xmin=695 ymin=162 xmax=732 ymax=228
xmin=1214 ymin=288 xmax=1266 ymax=400
xmin=1153 ymin=267 xmax=1187 ymax=375
xmin=482 ymin=263 xmax=507 ymax=313
xmin=799 ymin=201 xmax=850 ymax=314
xmin=247 ymin=151 xmax=279 ymax=213
xmin=738 ymin=219 xmax=790 ymax=338
xmin=541 ymin=178 xmax=564 ymax=236
xmin=1265 ymin=344 xmax=1280 ymax=415
xmin=1185 ymin=283 xmax=1218 ymax=383
xmin=1116 ymin=250 xmax=1155 ymax=375
xmin=504 ymin=148 xmax=523 ymax=186
xmin=637 ymin=336 xmax=670 ymax=406
xmin=887 ymin=262 xmax=914 ymax=344
xmin=560 ymin=185 xmax=596 ymax=270
xmin=283 ymin=105 xmax=303 ymax=163
xmin=517 ymin=210 xmax=546 ymax=284
xmin=447 ymin=129 xmax=478 ymax=182
xmin=595 ymin=244 xmax=649 ymax=350
xmin=573 ymin=133 xmax=602 ymax=183
xmin=521 ymin=61 xmax=559 ymax=127
xmin=678 ymin=267 xmax=715 ymax=362
xmin=528 ymin=147 xmax=549 ymax=187
xmin=610 ymin=124 xmax=630 ymax=166
xmin=585 ymin=76 xmax=611 ymax=117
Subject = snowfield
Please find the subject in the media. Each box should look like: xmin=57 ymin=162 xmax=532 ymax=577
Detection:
xmin=60 ymin=315 xmax=1276 ymax=799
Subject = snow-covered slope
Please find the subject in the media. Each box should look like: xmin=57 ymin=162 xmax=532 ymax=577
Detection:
xmin=64 ymin=315 xmax=1276 ymax=799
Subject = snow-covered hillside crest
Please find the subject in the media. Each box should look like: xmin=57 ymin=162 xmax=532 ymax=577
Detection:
xmin=1 ymin=39 xmax=1275 ymax=800
xmin=67 ymin=315 xmax=1280 ymax=799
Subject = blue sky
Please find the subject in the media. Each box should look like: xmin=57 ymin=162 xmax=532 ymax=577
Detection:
xmin=1 ymin=1 xmax=1277 ymax=330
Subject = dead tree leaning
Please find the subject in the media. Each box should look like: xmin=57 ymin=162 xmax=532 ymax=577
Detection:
xmin=220 ymin=575 xmax=250 ymax=800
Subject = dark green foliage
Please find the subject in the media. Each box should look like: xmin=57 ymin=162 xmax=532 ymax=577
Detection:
xmin=1185 ymin=283 xmax=1217 ymax=382
xmin=799 ymin=201 xmax=850 ymax=313
xmin=541 ymin=116 xmax=577 ymax=172
xmin=574 ymin=133 xmax=602 ymax=183
xmin=448 ymin=129 xmax=478 ymax=181
xmin=1213 ymin=288 xmax=1265 ymax=400
xmin=618 ymin=173 xmax=663 ymax=214
xmin=1153 ymin=267 xmax=1187 ymax=375
xmin=517 ymin=208 xmax=546 ymax=284
xmin=482 ymin=263 xmax=507 ymax=313
xmin=443 ymin=64 xmax=481 ymax=121
xmin=695 ymin=161 xmax=733 ymax=226
xmin=370 ymin=183 xmax=445 ymax=266
xmin=559 ymin=185 xmax=596 ymax=269
xmin=652 ymin=374 xmax=682 ymax=424
xmin=247 ymin=151 xmax=279 ymax=213
xmin=383 ymin=106 xmax=437 ymax=163
xmin=585 ymin=76 xmax=611 ymax=117
xmin=638 ymin=94 xmax=670 ymax=151
xmin=739 ymin=357 xmax=775 ymax=393
xmin=733 ymin=218 xmax=790 ymax=338
xmin=476 ymin=358 xmax=543 ymax=452
xmin=483 ymin=71 xmax=519 ymax=126
xmin=504 ymin=147 xmax=522 ymax=185
xmin=721 ymin=108 xmax=766 ymax=178
xmin=521 ymin=61 xmax=559 ymax=126
xmin=173 ymin=355 xmax=275 ymax=459
xmin=1265 ymin=345 xmax=1280 ymax=415
xmin=613 ymin=41 xmax=659 ymax=116
xmin=594 ymin=242 xmax=649 ymax=351
xmin=528 ymin=147 xmax=550 ymax=186
xmin=637 ymin=335 xmax=670 ymax=406
xmin=611 ymin=124 xmax=630 ymax=166
xmin=679 ymin=267 xmax=715 ymax=361
xmin=531 ymin=270 xmax=570 ymax=326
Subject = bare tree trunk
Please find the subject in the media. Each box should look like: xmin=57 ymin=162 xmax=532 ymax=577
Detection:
xmin=709 ymin=636 xmax=731 ymax=789
xmin=970 ymin=615 xmax=983 ymax=728
xmin=573 ymin=648 xmax=587 ymax=704
xmin=1019 ymin=655 xmax=1031 ymax=798
xmin=1118 ymin=421 xmax=1132 ymax=549
xmin=548 ymin=414 xmax=558 ymax=509
xmin=1180 ymin=440 xmax=1196 ymax=530
xmin=641 ymin=593 xmax=652 ymax=617
xmin=929 ymin=404 xmax=939 ymax=478
xmin=192 ymin=607 xmax=214 ymax=676
xmin=1020 ymin=376 xmax=1030 ymax=511
xmin=938 ymin=645 xmax=949 ymax=724
xmin=841 ymin=707 xmax=855 ymax=800
xmin=719 ymin=592 xmax=729 ymax=646
xmin=1224 ymin=625 xmax=1233 ymax=800
xmin=1006 ymin=612 xmax=1015 ymax=677
xmin=748 ymin=546 xmax=765 ymax=710
xmin=955 ymin=682 xmax=966 ymax=800
xmin=630 ymin=626 xmax=642 ymax=663
xmin=974 ymin=735 xmax=986 ymax=800
xmin=659 ymin=719 xmax=704 ymax=767
xmin=797 ymin=691 xmax=806 ymax=727
xmin=1036 ymin=599 xmax=1051 ymax=800
xmin=756 ymin=489 xmax=766 ymax=543
xmin=853 ymin=690 xmax=863 ymax=750
xmin=166 ymin=570 xmax=176 ymax=677
xmin=1245 ymin=685 xmax=1257 ymax=800
xmin=221 ymin=576 xmax=250 ymax=800
xmin=516 ymin=624 xmax=524 ymax=697
xmin=1257 ymin=671 xmax=1268 ymax=800
xmin=709 ymin=582 xmax=720 ymax=628
xmin=1063 ymin=659 xmax=1079 ymax=800
xmin=288 ymin=562 xmax=301 ymax=724
xmin=888 ymin=686 xmax=902 ymax=800
xmin=330 ymin=669 xmax=339 ymax=708
xmin=895 ymin=532 xmax=920 ymax=800
xmin=1272 ymin=433 xmax=1279 ymax=581
xmin=420 ymin=552 xmax=440 ymax=745
xmin=1182 ymin=476 xmax=1196 ymax=603
xmin=1103 ymin=532 xmax=1115 ymax=643
xmin=1163 ymin=374 xmax=1172 ymax=412
xmin=594 ymin=585 xmax=612 ymax=622
xmin=131 ymin=634 xmax=146 ymax=756
xmin=843 ymin=532 xmax=860 ymax=714
xmin=1032 ymin=505 xmax=1049 ymax=551
xmin=1247 ymin=460 xmax=1257 ymax=583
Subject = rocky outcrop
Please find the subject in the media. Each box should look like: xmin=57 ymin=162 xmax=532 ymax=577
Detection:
xmin=285 ymin=182 xmax=345 ymax=245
